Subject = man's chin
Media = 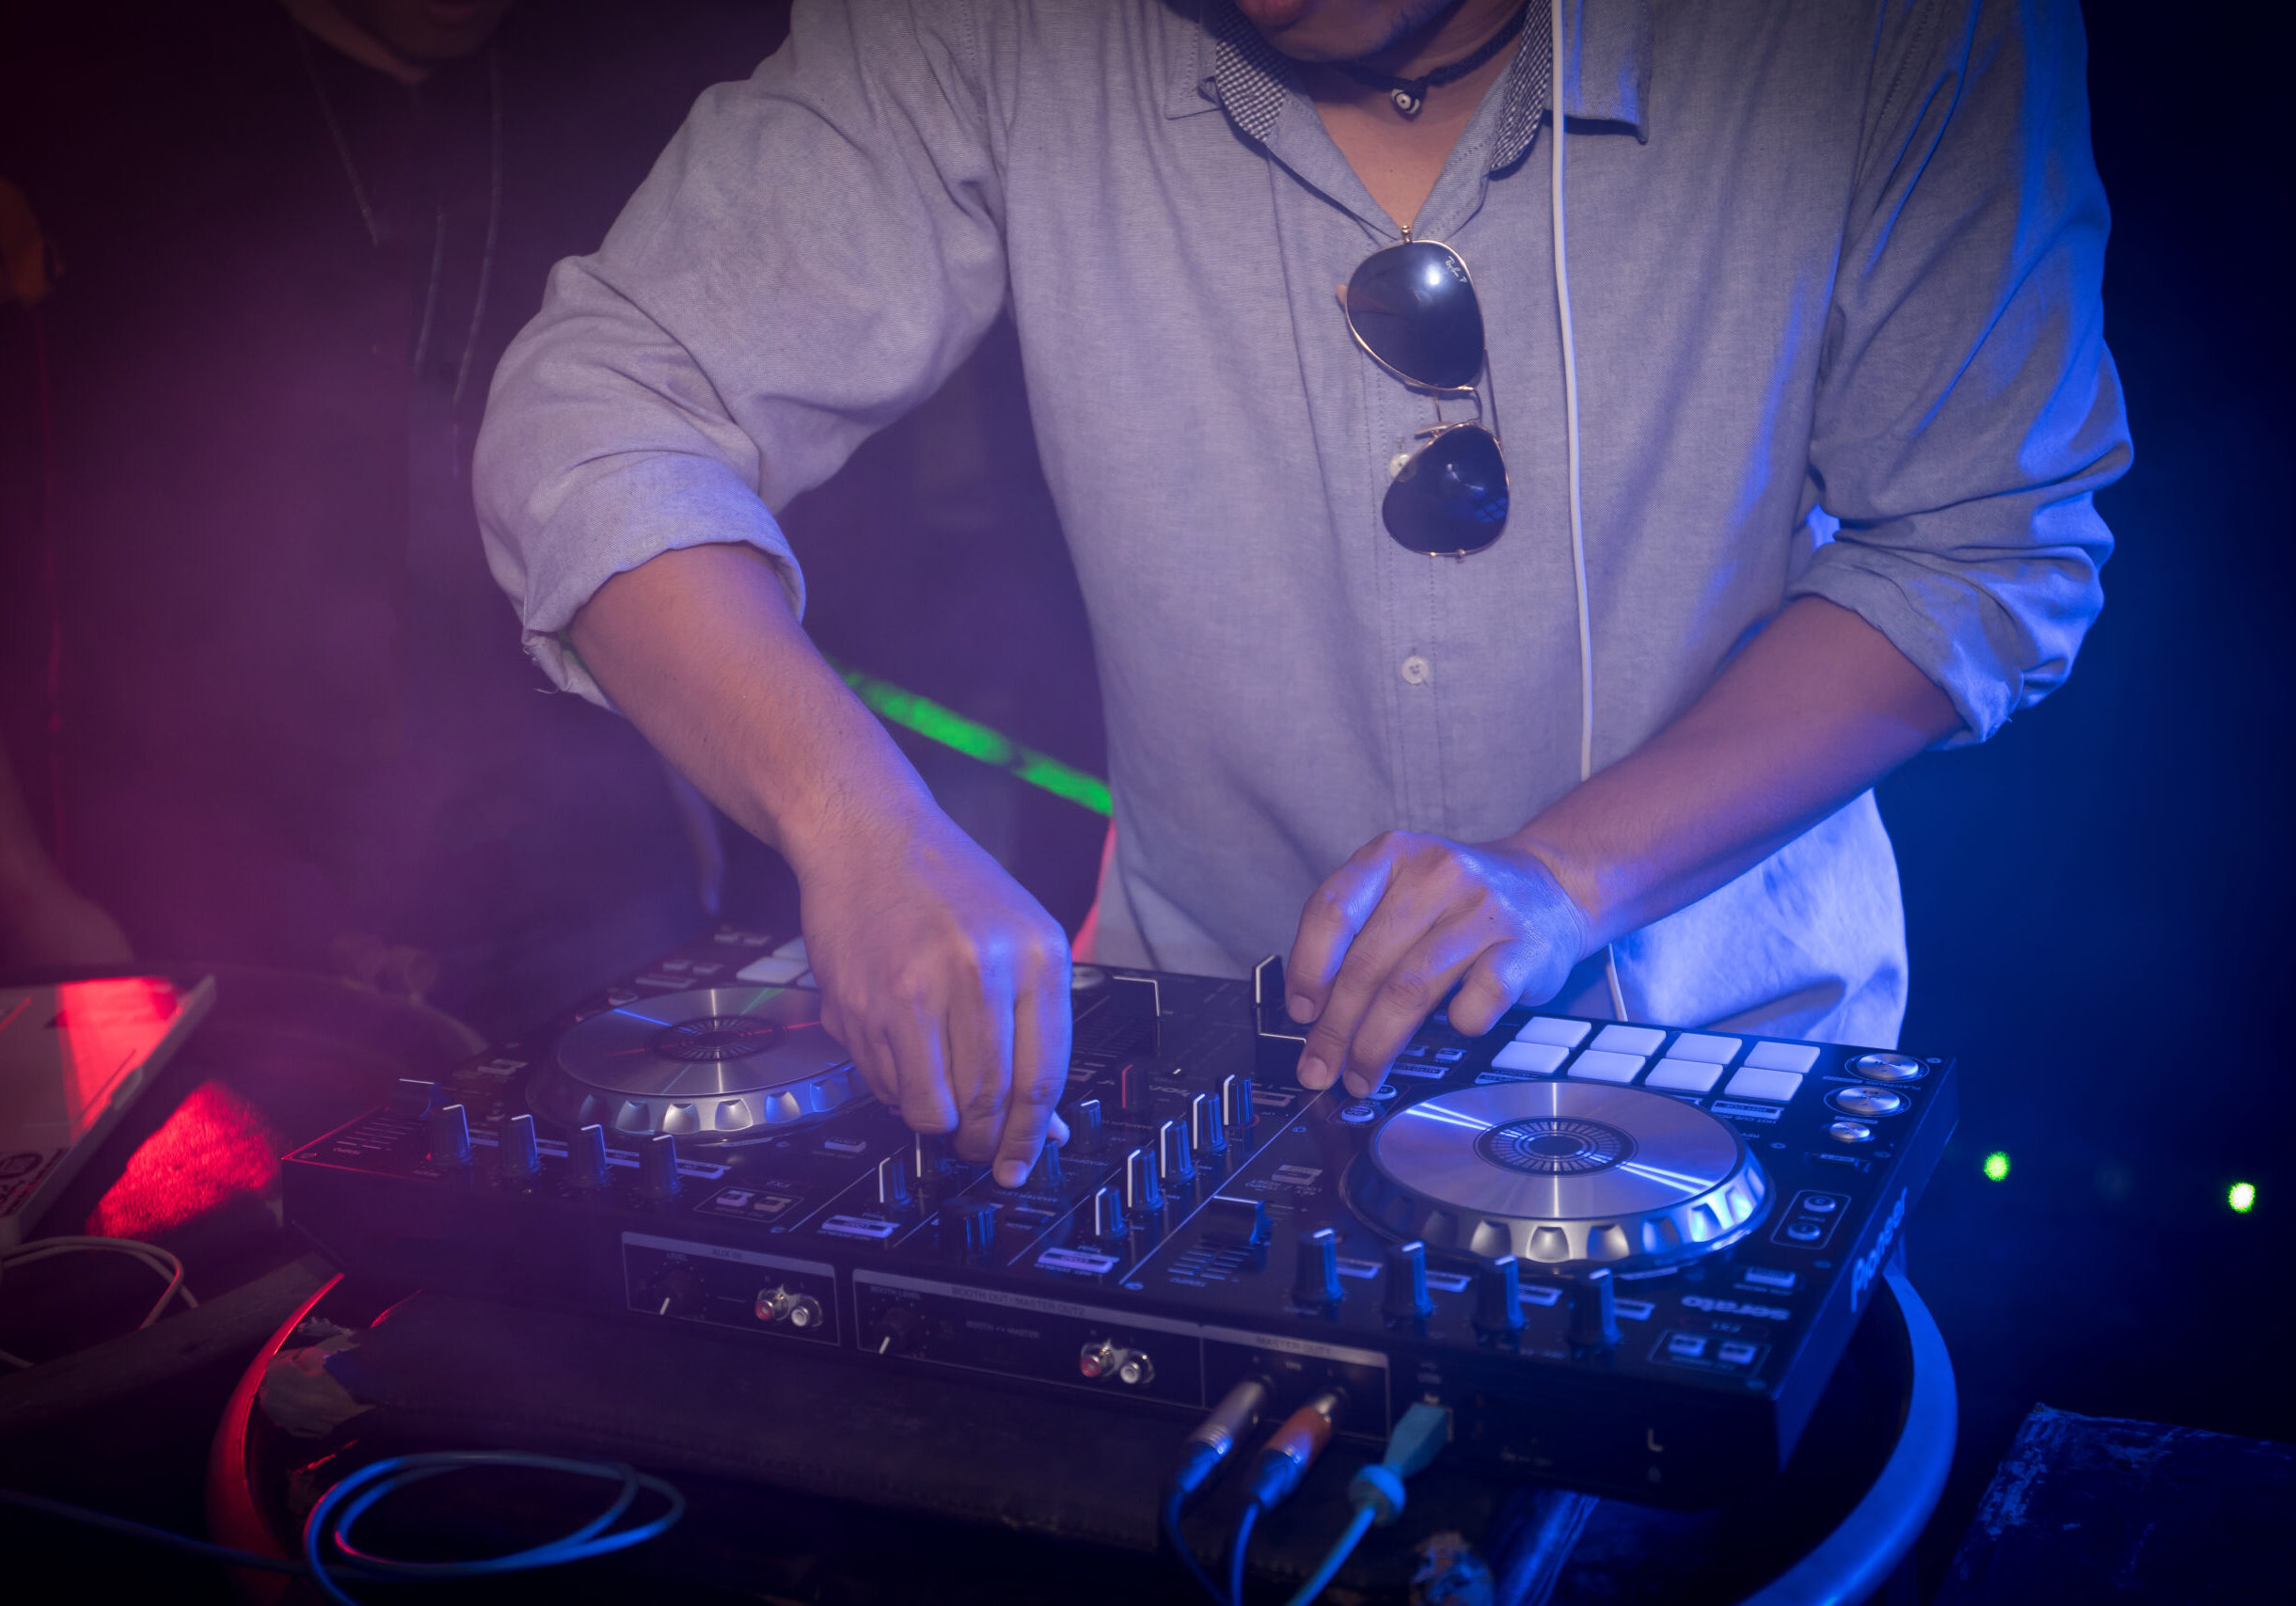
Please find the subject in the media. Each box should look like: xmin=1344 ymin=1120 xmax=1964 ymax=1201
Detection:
xmin=1230 ymin=0 xmax=1445 ymax=67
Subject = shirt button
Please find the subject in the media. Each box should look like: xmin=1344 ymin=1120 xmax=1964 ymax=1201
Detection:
xmin=1400 ymin=655 xmax=1431 ymax=685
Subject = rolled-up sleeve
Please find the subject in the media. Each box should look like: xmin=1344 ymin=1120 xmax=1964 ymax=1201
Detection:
xmin=1791 ymin=0 xmax=2130 ymax=745
xmin=474 ymin=0 xmax=1007 ymax=704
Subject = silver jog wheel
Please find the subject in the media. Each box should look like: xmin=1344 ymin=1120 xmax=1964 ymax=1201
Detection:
xmin=1348 ymin=1081 xmax=1769 ymax=1271
xmin=527 ymin=986 xmax=862 ymax=1140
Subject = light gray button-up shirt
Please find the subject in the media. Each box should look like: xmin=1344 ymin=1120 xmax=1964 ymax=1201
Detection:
xmin=475 ymin=0 xmax=2128 ymax=1047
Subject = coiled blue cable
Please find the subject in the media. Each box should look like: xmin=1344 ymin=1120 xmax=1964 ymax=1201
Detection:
xmin=302 ymin=1451 xmax=687 ymax=1605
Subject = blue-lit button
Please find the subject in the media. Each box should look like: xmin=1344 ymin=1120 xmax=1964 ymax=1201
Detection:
xmin=1718 ymin=1341 xmax=1759 ymax=1366
xmin=1665 ymin=1333 xmax=1708 ymax=1359
xmin=1742 ymin=1266 xmax=1797 ymax=1292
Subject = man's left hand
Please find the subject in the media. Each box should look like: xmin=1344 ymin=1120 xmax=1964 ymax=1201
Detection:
xmin=1285 ymin=832 xmax=1591 ymax=1096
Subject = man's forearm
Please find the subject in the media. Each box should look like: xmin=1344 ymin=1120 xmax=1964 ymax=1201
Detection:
xmin=567 ymin=543 xmax=936 ymax=871
xmin=1511 ymin=596 xmax=1961 ymax=951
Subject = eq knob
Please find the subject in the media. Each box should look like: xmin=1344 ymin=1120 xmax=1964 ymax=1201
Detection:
xmin=429 ymin=1103 xmax=472 ymax=1168
xmin=1190 ymin=1091 xmax=1227 ymax=1156
xmin=1383 ymin=1240 xmax=1434 ymax=1321
xmin=1568 ymin=1267 xmax=1621 ymax=1351
xmin=1123 ymin=1147 xmax=1164 ymax=1214
xmin=1221 ymin=1073 xmax=1255 ymax=1132
xmin=1028 ymin=1137 xmax=1065 ymax=1189
xmin=570 ymin=1122 xmax=610 ymax=1188
xmin=1117 ymin=1063 xmax=1149 ymax=1114
xmin=1090 ymin=1184 xmax=1127 ymax=1240
xmin=641 ymin=1132 xmax=681 ymax=1197
xmin=1069 ymin=1097 xmax=1105 ymax=1151
xmin=953 ymin=1201 xmax=998 ymax=1256
xmin=876 ymin=1155 xmax=912 ymax=1209
xmin=392 ymin=1077 xmax=439 ymax=1120
xmin=499 ymin=1112 xmax=540 ymax=1180
xmin=1291 ymin=1227 xmax=1342 ymax=1309
xmin=913 ymin=1132 xmax=950 ymax=1183
xmin=1473 ymin=1255 xmax=1528 ymax=1335
xmin=1157 ymin=1119 xmax=1196 ymax=1183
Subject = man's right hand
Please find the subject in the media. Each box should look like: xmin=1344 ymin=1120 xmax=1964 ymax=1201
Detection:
xmin=799 ymin=805 xmax=1072 ymax=1188
xmin=567 ymin=544 xmax=1073 ymax=1189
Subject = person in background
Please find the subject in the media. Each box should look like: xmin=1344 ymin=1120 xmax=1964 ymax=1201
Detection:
xmin=0 ymin=0 xmax=784 ymax=1026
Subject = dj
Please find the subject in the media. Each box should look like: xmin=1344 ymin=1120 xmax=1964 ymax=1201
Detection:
xmin=475 ymin=0 xmax=2126 ymax=1189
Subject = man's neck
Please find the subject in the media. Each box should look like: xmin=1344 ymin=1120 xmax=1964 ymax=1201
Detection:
xmin=1340 ymin=0 xmax=1528 ymax=84
xmin=277 ymin=0 xmax=429 ymax=87
xmin=1299 ymin=2 xmax=1528 ymax=231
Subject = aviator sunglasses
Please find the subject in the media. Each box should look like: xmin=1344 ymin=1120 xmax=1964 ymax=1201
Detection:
xmin=1342 ymin=238 xmax=1508 ymax=556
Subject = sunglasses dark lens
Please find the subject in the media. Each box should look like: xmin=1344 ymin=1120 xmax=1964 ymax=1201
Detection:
xmin=1383 ymin=426 xmax=1508 ymax=554
xmin=1346 ymin=241 xmax=1484 ymax=391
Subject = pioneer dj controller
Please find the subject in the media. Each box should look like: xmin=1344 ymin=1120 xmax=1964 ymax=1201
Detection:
xmin=284 ymin=928 xmax=1956 ymax=1507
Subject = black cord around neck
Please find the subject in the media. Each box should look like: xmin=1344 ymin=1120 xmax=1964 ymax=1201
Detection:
xmin=1333 ymin=2 xmax=1531 ymax=118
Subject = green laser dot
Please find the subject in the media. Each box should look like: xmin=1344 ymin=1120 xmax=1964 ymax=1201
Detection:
xmin=1982 ymin=1152 xmax=2010 ymax=1183
xmin=2228 ymin=1182 xmax=2256 ymax=1214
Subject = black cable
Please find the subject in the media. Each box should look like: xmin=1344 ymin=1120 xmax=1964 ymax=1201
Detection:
xmin=0 ymin=1486 xmax=304 ymax=1573
xmin=1227 ymin=1500 xmax=1262 ymax=1606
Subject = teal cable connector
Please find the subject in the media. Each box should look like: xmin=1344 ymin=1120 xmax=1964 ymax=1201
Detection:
xmin=1280 ymin=1402 xmax=1451 ymax=1606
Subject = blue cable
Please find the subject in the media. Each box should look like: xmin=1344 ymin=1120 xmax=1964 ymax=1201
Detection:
xmin=1279 ymin=1403 xmax=1451 ymax=1606
xmin=2 ymin=1449 xmax=684 ymax=1601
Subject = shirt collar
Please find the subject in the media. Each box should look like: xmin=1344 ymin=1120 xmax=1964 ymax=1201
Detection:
xmin=1171 ymin=1 xmax=1651 ymax=162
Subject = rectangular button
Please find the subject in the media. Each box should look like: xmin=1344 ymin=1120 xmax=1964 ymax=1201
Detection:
xmin=1718 ymin=1341 xmax=1760 ymax=1367
xmin=1743 ymin=1041 xmax=1821 ymax=1073
xmin=1644 ymin=1057 xmax=1723 ymax=1093
xmin=1387 ymin=1061 xmax=1446 ymax=1079
xmin=1615 ymin=1299 xmax=1655 ymax=1321
xmin=1514 ymin=1016 xmax=1591 ymax=1048
xmin=1517 ymin=1284 xmax=1562 ymax=1308
xmin=736 ymin=953 xmax=808 ymax=985
xmin=1567 ymin=1049 xmax=1646 ymax=1084
xmin=1666 ymin=1333 xmax=1707 ymax=1359
xmin=1433 ymin=1047 xmax=1465 ymax=1062
xmin=1669 ymin=1032 xmax=1741 ymax=1064
xmin=1722 ymin=1067 xmax=1805 ymax=1103
xmin=772 ymin=936 xmax=809 ymax=960
xmin=1592 ymin=1024 xmax=1667 ymax=1056
xmin=1741 ymin=1266 xmax=1797 ymax=1292
xmin=1493 ymin=1040 xmax=1570 ymax=1074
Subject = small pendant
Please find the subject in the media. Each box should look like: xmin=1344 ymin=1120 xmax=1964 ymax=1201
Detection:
xmin=1391 ymin=86 xmax=1424 ymax=117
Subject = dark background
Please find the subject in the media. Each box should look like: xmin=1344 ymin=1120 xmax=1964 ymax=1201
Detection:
xmin=2 ymin=0 xmax=2289 ymax=1598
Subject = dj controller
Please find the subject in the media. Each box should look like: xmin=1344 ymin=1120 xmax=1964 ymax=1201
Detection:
xmin=284 ymin=928 xmax=1956 ymax=1509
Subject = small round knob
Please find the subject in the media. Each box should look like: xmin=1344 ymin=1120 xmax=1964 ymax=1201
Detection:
xmin=1091 ymin=1183 xmax=1127 ymax=1239
xmin=870 ymin=1303 xmax=924 ymax=1356
xmin=1190 ymin=1090 xmax=1227 ymax=1155
xmin=1069 ymin=1097 xmax=1105 ymax=1150
xmin=1123 ymin=1146 xmax=1164 ymax=1213
xmin=641 ymin=1132 xmax=680 ymax=1196
xmin=1157 ymin=1119 xmax=1196 ymax=1183
xmin=1383 ymin=1240 xmax=1433 ymax=1321
xmin=1221 ymin=1073 xmax=1256 ymax=1132
xmin=429 ymin=1103 xmax=472 ymax=1168
xmin=570 ymin=1122 xmax=609 ymax=1188
xmin=876 ymin=1155 xmax=912 ymax=1209
xmin=1568 ymin=1268 xmax=1620 ymax=1350
xmin=1028 ymin=1138 xmax=1066 ymax=1189
xmin=1473 ymin=1255 xmax=1527 ymax=1334
xmin=499 ymin=1112 xmax=540 ymax=1180
xmin=1291 ymin=1227 xmax=1342 ymax=1309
